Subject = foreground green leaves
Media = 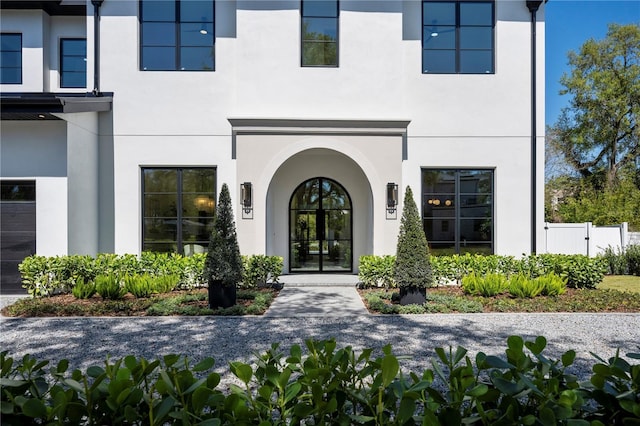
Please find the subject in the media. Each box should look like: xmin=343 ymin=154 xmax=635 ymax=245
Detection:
xmin=2 ymin=336 xmax=639 ymax=425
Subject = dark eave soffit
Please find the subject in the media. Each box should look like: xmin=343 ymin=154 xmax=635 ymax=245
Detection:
xmin=0 ymin=1 xmax=86 ymax=16
xmin=1 ymin=93 xmax=113 ymax=119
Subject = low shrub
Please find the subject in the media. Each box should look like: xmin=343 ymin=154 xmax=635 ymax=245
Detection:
xmin=508 ymin=273 xmax=545 ymax=298
xmin=358 ymin=255 xmax=396 ymax=288
xmin=362 ymin=253 xmax=607 ymax=289
xmin=71 ymin=277 xmax=97 ymax=299
xmin=602 ymin=245 xmax=629 ymax=275
xmin=124 ymin=274 xmax=155 ymax=298
xmin=153 ymin=274 xmax=180 ymax=294
xmin=2 ymin=336 xmax=640 ymax=425
xmin=424 ymin=292 xmax=484 ymax=313
xmin=177 ymin=253 xmax=207 ymax=289
xmin=537 ymin=273 xmax=567 ymax=296
xmin=601 ymin=244 xmax=640 ymax=277
xmin=626 ymin=244 xmax=640 ymax=276
xmin=241 ymin=255 xmax=284 ymax=288
xmin=18 ymin=256 xmax=61 ymax=298
xmin=556 ymin=254 xmax=607 ymax=289
xmin=95 ymin=274 xmax=126 ymax=300
xmin=461 ymin=272 xmax=508 ymax=296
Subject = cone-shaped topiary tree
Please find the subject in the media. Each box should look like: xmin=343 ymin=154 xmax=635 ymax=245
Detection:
xmin=394 ymin=185 xmax=433 ymax=305
xmin=205 ymin=183 xmax=243 ymax=308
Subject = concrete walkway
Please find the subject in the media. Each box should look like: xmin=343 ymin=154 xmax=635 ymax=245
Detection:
xmin=265 ymin=274 xmax=367 ymax=317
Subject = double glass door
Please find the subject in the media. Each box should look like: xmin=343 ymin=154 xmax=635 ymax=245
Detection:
xmin=290 ymin=178 xmax=352 ymax=272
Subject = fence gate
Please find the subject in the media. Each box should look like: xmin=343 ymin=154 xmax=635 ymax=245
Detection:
xmin=544 ymin=223 xmax=589 ymax=255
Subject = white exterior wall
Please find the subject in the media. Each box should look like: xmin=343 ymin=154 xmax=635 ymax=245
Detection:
xmin=111 ymin=135 xmax=234 ymax=254
xmin=64 ymin=112 xmax=100 ymax=255
xmin=6 ymin=0 xmax=543 ymax=264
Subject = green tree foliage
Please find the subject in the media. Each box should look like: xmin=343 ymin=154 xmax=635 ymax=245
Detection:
xmin=549 ymin=23 xmax=639 ymax=190
xmin=204 ymin=183 xmax=243 ymax=286
xmin=554 ymin=178 xmax=640 ymax=230
xmin=394 ymin=186 xmax=433 ymax=288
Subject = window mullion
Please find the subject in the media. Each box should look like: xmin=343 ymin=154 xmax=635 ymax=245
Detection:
xmin=177 ymin=168 xmax=183 ymax=254
xmin=455 ymin=170 xmax=460 ymax=254
xmin=455 ymin=2 xmax=460 ymax=73
xmin=175 ymin=0 xmax=180 ymax=70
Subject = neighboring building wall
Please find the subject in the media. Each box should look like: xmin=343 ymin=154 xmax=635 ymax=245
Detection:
xmin=0 ymin=10 xmax=47 ymax=92
xmin=0 ymin=11 xmax=85 ymax=93
xmin=48 ymin=15 xmax=86 ymax=92
xmin=0 ymin=121 xmax=69 ymax=255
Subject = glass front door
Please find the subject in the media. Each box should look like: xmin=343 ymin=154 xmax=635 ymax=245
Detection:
xmin=290 ymin=178 xmax=352 ymax=272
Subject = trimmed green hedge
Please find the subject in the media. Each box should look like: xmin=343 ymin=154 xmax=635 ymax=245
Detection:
xmin=18 ymin=253 xmax=283 ymax=298
xmin=2 ymin=336 xmax=638 ymax=425
xmin=359 ymin=253 xmax=607 ymax=290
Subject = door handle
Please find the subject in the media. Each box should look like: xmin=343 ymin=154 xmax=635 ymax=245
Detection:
xmin=316 ymin=209 xmax=325 ymax=240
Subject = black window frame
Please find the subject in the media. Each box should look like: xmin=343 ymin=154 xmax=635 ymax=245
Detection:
xmin=422 ymin=168 xmax=494 ymax=255
xmin=1 ymin=33 xmax=22 ymax=84
xmin=60 ymin=38 xmax=87 ymax=88
xmin=139 ymin=0 xmax=216 ymax=71
xmin=421 ymin=0 xmax=495 ymax=74
xmin=301 ymin=0 xmax=339 ymax=67
xmin=141 ymin=167 xmax=216 ymax=255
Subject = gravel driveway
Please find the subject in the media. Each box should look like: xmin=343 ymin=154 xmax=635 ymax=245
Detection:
xmin=2 ymin=313 xmax=638 ymax=386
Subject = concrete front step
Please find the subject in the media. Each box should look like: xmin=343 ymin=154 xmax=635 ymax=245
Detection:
xmin=277 ymin=274 xmax=360 ymax=287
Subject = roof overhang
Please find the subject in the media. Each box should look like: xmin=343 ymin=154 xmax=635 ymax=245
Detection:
xmin=1 ymin=93 xmax=113 ymax=120
xmin=0 ymin=1 xmax=86 ymax=16
xmin=228 ymin=118 xmax=411 ymax=135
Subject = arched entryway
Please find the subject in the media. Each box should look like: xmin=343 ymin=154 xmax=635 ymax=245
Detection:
xmin=289 ymin=177 xmax=352 ymax=272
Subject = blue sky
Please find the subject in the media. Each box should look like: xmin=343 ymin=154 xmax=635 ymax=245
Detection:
xmin=545 ymin=0 xmax=640 ymax=127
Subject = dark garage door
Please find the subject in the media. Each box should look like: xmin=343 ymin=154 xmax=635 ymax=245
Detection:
xmin=1 ymin=181 xmax=35 ymax=295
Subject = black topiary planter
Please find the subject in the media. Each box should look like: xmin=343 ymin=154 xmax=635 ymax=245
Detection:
xmin=208 ymin=280 xmax=237 ymax=309
xmin=399 ymin=286 xmax=426 ymax=305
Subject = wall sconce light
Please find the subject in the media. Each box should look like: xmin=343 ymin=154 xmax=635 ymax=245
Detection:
xmin=241 ymin=182 xmax=252 ymax=214
xmin=386 ymin=183 xmax=398 ymax=214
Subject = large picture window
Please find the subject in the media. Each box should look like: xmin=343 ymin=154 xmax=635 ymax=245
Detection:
xmin=301 ymin=0 xmax=338 ymax=67
xmin=1 ymin=33 xmax=22 ymax=84
xmin=422 ymin=169 xmax=493 ymax=255
xmin=60 ymin=38 xmax=87 ymax=88
xmin=422 ymin=1 xmax=494 ymax=74
xmin=142 ymin=168 xmax=216 ymax=255
xmin=140 ymin=0 xmax=215 ymax=71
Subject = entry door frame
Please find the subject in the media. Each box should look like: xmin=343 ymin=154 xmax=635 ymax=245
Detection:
xmin=288 ymin=177 xmax=353 ymax=273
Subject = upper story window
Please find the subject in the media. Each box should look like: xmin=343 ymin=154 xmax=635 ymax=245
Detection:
xmin=422 ymin=1 xmax=494 ymax=74
xmin=60 ymin=38 xmax=87 ymax=88
xmin=140 ymin=0 xmax=215 ymax=71
xmin=301 ymin=0 xmax=338 ymax=67
xmin=1 ymin=33 xmax=22 ymax=84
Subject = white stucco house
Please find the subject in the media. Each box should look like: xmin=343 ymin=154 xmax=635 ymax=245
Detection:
xmin=0 ymin=0 xmax=546 ymax=293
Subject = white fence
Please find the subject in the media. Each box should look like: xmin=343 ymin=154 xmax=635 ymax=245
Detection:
xmin=543 ymin=222 xmax=632 ymax=257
